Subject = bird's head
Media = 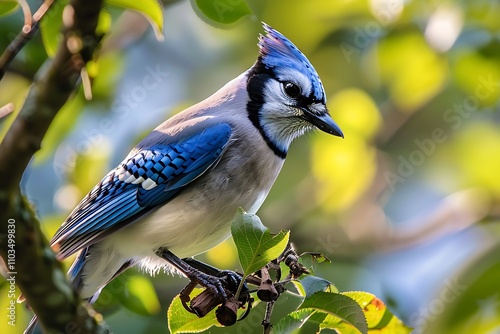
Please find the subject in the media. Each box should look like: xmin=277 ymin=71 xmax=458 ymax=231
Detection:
xmin=247 ymin=23 xmax=343 ymax=158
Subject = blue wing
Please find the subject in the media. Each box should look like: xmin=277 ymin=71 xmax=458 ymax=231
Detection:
xmin=51 ymin=123 xmax=233 ymax=259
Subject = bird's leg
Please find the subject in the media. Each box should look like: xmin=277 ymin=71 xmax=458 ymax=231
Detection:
xmin=183 ymin=257 xmax=246 ymax=291
xmin=182 ymin=257 xmax=230 ymax=275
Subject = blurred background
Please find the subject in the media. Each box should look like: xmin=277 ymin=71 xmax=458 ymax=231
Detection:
xmin=1 ymin=0 xmax=500 ymax=333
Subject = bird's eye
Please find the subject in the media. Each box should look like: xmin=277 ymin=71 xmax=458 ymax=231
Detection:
xmin=283 ymin=82 xmax=301 ymax=98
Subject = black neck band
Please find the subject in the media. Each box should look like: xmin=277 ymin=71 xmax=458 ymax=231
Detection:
xmin=246 ymin=60 xmax=287 ymax=159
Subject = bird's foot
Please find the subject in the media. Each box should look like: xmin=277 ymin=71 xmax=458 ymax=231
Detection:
xmin=156 ymin=248 xmax=252 ymax=325
xmin=180 ymin=270 xmax=250 ymax=325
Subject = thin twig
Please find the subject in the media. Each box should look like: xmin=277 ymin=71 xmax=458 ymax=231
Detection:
xmin=0 ymin=0 xmax=55 ymax=81
xmin=0 ymin=103 xmax=15 ymax=119
xmin=262 ymin=300 xmax=275 ymax=334
xmin=18 ymin=0 xmax=32 ymax=30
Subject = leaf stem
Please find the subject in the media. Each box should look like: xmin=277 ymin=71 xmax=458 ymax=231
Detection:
xmin=234 ymin=275 xmax=247 ymax=301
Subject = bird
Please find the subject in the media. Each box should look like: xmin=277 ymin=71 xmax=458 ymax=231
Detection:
xmin=25 ymin=22 xmax=343 ymax=333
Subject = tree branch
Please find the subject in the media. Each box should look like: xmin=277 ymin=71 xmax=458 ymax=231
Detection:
xmin=0 ymin=0 xmax=53 ymax=81
xmin=0 ymin=0 xmax=107 ymax=332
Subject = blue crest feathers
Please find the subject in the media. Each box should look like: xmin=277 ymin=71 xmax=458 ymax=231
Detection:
xmin=258 ymin=23 xmax=326 ymax=102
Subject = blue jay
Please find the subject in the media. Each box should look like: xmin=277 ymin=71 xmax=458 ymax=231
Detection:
xmin=25 ymin=23 xmax=343 ymax=332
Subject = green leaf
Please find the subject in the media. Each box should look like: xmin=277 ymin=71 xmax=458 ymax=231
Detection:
xmin=0 ymin=0 xmax=18 ymax=17
xmin=105 ymin=0 xmax=164 ymax=41
xmin=342 ymin=292 xmax=391 ymax=329
xmin=90 ymin=52 xmax=124 ymax=99
xmin=342 ymin=291 xmax=412 ymax=332
xmin=299 ymin=291 xmax=368 ymax=334
xmin=117 ymin=275 xmax=160 ymax=316
xmin=194 ymin=0 xmax=252 ymax=25
xmin=294 ymin=275 xmax=338 ymax=298
xmin=320 ymin=316 xmax=360 ymax=334
xmin=96 ymin=9 xmax=112 ymax=36
xmin=273 ymin=309 xmax=317 ymax=334
xmin=40 ymin=0 xmax=66 ymax=57
xmin=168 ymin=288 xmax=220 ymax=334
xmin=231 ymin=208 xmax=290 ymax=276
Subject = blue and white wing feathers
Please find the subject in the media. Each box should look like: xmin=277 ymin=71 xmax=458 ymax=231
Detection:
xmin=51 ymin=123 xmax=232 ymax=259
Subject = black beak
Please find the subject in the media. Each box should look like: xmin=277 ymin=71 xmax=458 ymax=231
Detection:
xmin=300 ymin=108 xmax=344 ymax=138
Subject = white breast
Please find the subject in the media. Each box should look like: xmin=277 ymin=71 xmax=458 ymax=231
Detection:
xmin=103 ymin=132 xmax=284 ymax=275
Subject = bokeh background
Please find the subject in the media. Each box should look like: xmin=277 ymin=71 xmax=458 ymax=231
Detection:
xmin=1 ymin=0 xmax=500 ymax=333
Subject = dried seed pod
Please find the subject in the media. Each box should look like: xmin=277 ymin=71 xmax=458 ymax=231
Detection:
xmin=190 ymin=288 xmax=224 ymax=317
xmin=216 ymin=297 xmax=239 ymax=326
xmin=257 ymin=267 xmax=279 ymax=302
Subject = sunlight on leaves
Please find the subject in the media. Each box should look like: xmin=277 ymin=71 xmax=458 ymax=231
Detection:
xmin=118 ymin=275 xmax=161 ymax=315
xmin=378 ymin=32 xmax=447 ymax=112
xmin=311 ymin=134 xmax=376 ymax=212
xmin=310 ymin=89 xmax=379 ymax=212
xmin=91 ymin=52 xmax=125 ymax=99
xmin=430 ymin=122 xmax=500 ymax=197
xmin=342 ymin=291 xmax=412 ymax=334
xmin=453 ymin=51 xmax=500 ymax=107
xmin=205 ymin=238 xmax=238 ymax=269
xmin=106 ymin=0 xmax=164 ymax=41
xmin=40 ymin=215 xmax=68 ymax=241
xmin=344 ymin=292 xmax=389 ymax=328
xmin=0 ymin=74 xmax=30 ymax=141
xmin=96 ymin=9 xmax=112 ymax=36
xmin=261 ymin=0 xmax=370 ymax=52
xmin=342 ymin=291 xmax=413 ymax=332
xmin=69 ymin=143 xmax=111 ymax=194
xmin=328 ymin=89 xmax=382 ymax=140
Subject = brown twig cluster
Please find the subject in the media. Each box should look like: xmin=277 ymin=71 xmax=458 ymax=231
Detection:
xmin=179 ymin=244 xmax=310 ymax=334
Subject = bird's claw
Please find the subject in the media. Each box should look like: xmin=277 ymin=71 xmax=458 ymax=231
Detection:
xmin=155 ymin=250 xmax=252 ymax=325
xmin=178 ymin=270 xmax=252 ymax=326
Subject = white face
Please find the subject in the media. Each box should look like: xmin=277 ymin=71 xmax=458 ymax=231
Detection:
xmin=257 ymin=72 xmax=320 ymax=150
xmin=260 ymin=66 xmax=325 ymax=122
